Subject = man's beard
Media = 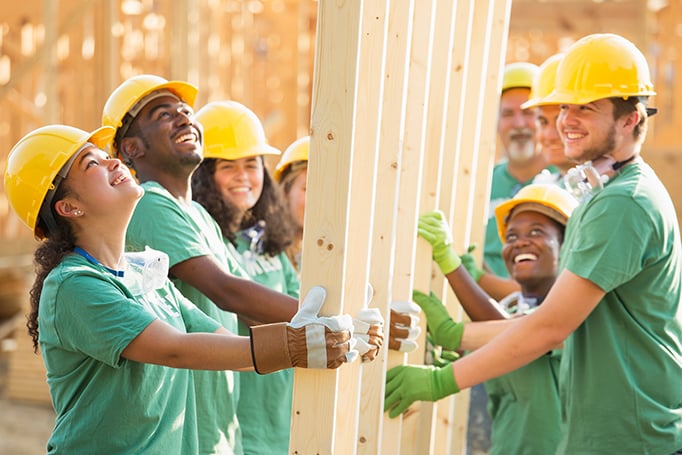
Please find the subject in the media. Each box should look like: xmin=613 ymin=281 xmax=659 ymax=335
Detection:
xmin=507 ymin=136 xmax=536 ymax=162
xmin=573 ymin=123 xmax=616 ymax=164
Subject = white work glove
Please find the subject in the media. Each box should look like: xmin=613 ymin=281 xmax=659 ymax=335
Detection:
xmin=351 ymin=284 xmax=384 ymax=362
xmin=388 ymin=300 xmax=422 ymax=353
xmin=250 ymin=286 xmax=355 ymax=374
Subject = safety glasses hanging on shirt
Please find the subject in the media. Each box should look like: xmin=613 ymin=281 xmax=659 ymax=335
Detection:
xmin=563 ymin=155 xmax=635 ymax=203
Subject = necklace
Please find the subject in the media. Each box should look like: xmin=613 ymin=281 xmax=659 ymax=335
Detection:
xmin=73 ymin=247 xmax=125 ymax=278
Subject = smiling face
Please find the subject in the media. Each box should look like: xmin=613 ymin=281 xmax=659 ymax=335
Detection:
xmin=536 ymin=104 xmax=573 ymax=173
xmin=285 ymin=168 xmax=307 ymax=232
xmin=501 ymin=210 xmax=563 ymax=296
xmin=126 ymin=95 xmax=203 ymax=177
xmin=498 ymin=87 xmax=538 ymax=163
xmin=56 ymin=146 xmax=143 ymax=226
xmin=212 ymin=156 xmax=264 ymax=214
xmin=557 ymin=99 xmax=620 ymax=164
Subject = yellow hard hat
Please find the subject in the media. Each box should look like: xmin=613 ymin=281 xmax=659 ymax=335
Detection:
xmin=521 ymin=53 xmax=565 ymax=109
xmin=494 ymin=183 xmax=578 ymax=242
xmin=4 ymin=124 xmax=115 ymax=239
xmin=543 ymin=33 xmax=656 ymax=106
xmin=195 ymin=101 xmax=280 ymax=161
xmin=502 ymin=62 xmax=539 ymax=93
xmin=101 ymin=74 xmax=198 ymax=151
xmin=273 ymin=136 xmax=309 ymax=182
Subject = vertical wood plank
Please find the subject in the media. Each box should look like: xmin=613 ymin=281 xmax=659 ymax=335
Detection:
xmin=362 ymin=1 xmax=414 ymax=452
xmin=443 ymin=1 xmax=512 ymax=453
xmin=394 ymin=2 xmax=438 ymax=453
xmin=350 ymin=2 xmax=390 ymax=453
xmin=422 ymin=1 xmax=463 ymax=451
xmin=289 ymin=2 xmax=363 ymax=453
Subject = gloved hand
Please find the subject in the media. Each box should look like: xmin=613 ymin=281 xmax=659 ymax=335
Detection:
xmin=250 ymin=286 xmax=354 ymax=374
xmin=426 ymin=333 xmax=460 ymax=367
xmin=460 ymin=244 xmax=485 ymax=282
xmin=388 ymin=300 xmax=422 ymax=353
xmin=418 ymin=210 xmax=461 ymax=274
xmin=384 ymin=363 xmax=460 ymax=418
xmin=412 ymin=290 xmax=463 ymax=351
xmin=352 ymin=284 xmax=384 ymax=362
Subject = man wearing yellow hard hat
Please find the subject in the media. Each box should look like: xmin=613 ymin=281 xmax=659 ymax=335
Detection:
xmin=524 ymin=53 xmax=576 ymax=185
xmin=484 ymin=62 xmax=555 ymax=280
xmin=385 ymin=33 xmax=682 ymax=454
xmin=101 ymin=76 xmax=383 ymax=455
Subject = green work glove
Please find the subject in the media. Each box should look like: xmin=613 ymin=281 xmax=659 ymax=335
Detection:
xmin=460 ymin=244 xmax=485 ymax=282
xmin=426 ymin=333 xmax=460 ymax=367
xmin=418 ymin=210 xmax=461 ymax=274
xmin=412 ymin=289 xmax=463 ymax=351
xmin=384 ymin=364 xmax=460 ymax=418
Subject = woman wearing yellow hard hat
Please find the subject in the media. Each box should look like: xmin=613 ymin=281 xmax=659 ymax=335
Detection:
xmin=399 ymin=184 xmax=578 ymax=455
xmin=3 ymin=124 xmax=359 ymax=454
xmin=192 ymin=100 xmax=303 ymax=455
xmin=273 ymin=135 xmax=309 ymax=273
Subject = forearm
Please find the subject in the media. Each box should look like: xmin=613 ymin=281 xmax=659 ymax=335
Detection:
xmin=171 ymin=256 xmax=298 ymax=323
xmin=458 ymin=319 xmax=516 ymax=351
xmin=122 ymin=321 xmax=254 ymax=370
xmin=453 ymin=315 xmax=560 ymax=389
xmin=163 ymin=332 xmax=254 ymax=370
xmin=445 ymin=267 xmax=509 ymax=321
xmin=452 ymin=331 xmax=552 ymax=389
xmin=217 ymin=277 xmax=298 ymax=323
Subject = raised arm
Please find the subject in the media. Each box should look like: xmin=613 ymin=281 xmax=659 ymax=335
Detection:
xmin=385 ymin=270 xmax=603 ymax=418
xmin=454 ymin=270 xmax=603 ymax=388
xmin=123 ymin=286 xmax=365 ymax=373
xmin=122 ymin=321 xmax=253 ymax=370
xmin=418 ymin=210 xmax=509 ymax=321
xmin=171 ymin=254 xmax=298 ymax=323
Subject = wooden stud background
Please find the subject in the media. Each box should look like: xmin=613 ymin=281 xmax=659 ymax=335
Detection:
xmin=290 ymin=1 xmax=511 ymax=453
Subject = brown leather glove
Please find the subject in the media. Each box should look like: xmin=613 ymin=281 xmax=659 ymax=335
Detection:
xmin=350 ymin=284 xmax=384 ymax=362
xmin=388 ymin=300 xmax=421 ymax=352
xmin=250 ymin=322 xmax=352 ymax=374
xmin=249 ymin=286 xmax=354 ymax=374
xmin=352 ymin=308 xmax=384 ymax=362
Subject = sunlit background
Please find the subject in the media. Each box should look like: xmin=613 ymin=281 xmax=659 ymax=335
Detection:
xmin=1 ymin=0 xmax=681 ymax=242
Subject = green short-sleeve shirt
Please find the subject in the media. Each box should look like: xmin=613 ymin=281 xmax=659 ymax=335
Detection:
xmin=234 ymin=232 xmax=300 ymax=454
xmin=484 ymin=295 xmax=562 ymax=455
xmin=41 ymin=254 xmax=220 ymax=454
xmin=126 ymin=182 xmax=246 ymax=455
xmin=558 ymin=162 xmax=682 ymax=454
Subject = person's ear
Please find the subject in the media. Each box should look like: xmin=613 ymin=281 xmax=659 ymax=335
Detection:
xmin=54 ymin=199 xmax=83 ymax=219
xmin=621 ymin=109 xmax=641 ymax=133
xmin=119 ymin=137 xmax=145 ymax=160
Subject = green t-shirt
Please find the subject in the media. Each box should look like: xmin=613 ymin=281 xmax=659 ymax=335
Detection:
xmin=484 ymin=161 xmax=556 ymax=277
xmin=484 ymin=294 xmax=562 ymax=455
xmin=41 ymin=254 xmax=221 ymax=454
xmin=233 ymin=231 xmax=300 ymax=454
xmin=558 ymin=162 xmax=682 ymax=454
xmin=126 ymin=182 xmax=246 ymax=455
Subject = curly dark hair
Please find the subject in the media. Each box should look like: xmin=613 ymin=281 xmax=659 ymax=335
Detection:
xmin=191 ymin=158 xmax=293 ymax=257
xmin=28 ymin=182 xmax=77 ymax=353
